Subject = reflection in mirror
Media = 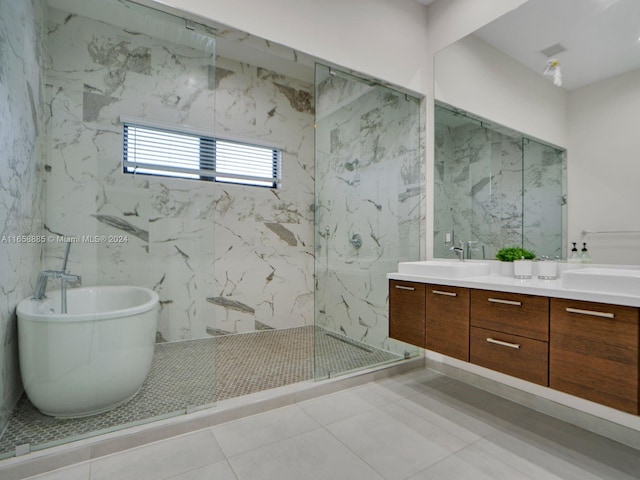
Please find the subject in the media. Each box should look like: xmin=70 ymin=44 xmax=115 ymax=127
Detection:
xmin=433 ymin=0 xmax=640 ymax=264
xmin=433 ymin=103 xmax=565 ymax=261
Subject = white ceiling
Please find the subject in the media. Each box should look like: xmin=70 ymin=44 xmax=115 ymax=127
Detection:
xmin=474 ymin=0 xmax=640 ymax=90
xmin=416 ymin=0 xmax=435 ymax=5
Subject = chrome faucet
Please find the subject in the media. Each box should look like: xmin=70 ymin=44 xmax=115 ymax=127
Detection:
xmin=450 ymin=241 xmax=465 ymax=262
xmin=59 ymin=272 xmax=81 ymax=313
xmin=33 ymin=242 xmax=81 ymax=313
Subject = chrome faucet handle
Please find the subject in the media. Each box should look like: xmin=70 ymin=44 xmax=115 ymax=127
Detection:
xmin=33 ymin=270 xmax=62 ymax=300
xmin=59 ymin=272 xmax=82 ymax=286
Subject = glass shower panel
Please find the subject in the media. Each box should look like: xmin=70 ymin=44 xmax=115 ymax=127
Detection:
xmin=0 ymin=0 xmax=216 ymax=459
xmin=313 ymin=64 xmax=422 ymax=380
xmin=523 ymin=138 xmax=564 ymax=258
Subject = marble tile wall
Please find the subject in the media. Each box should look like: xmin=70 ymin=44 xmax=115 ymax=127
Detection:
xmin=314 ymin=72 xmax=422 ymax=359
xmin=0 ymin=0 xmax=47 ymax=433
xmin=434 ymin=114 xmax=564 ymax=260
xmin=44 ymin=6 xmax=314 ymax=342
xmin=210 ymin=59 xmax=314 ymax=335
xmin=434 ymin=121 xmax=523 ymax=260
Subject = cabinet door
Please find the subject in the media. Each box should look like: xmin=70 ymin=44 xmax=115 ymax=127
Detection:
xmin=426 ymin=285 xmax=470 ymax=361
xmin=389 ymin=280 xmax=426 ymax=348
xmin=550 ymin=298 xmax=639 ymax=414
xmin=471 ymin=289 xmax=549 ymax=341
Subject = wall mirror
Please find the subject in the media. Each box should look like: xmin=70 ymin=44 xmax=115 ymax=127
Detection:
xmin=433 ymin=0 xmax=640 ymax=262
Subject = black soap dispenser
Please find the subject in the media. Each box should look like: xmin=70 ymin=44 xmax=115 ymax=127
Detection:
xmin=568 ymin=242 xmax=580 ymax=263
xmin=581 ymin=242 xmax=592 ymax=264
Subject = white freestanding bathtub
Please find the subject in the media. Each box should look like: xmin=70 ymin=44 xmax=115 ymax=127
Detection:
xmin=17 ymin=286 xmax=158 ymax=418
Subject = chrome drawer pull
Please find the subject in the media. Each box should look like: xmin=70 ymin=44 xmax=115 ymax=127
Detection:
xmin=432 ymin=290 xmax=457 ymax=297
xmin=486 ymin=337 xmax=521 ymax=349
xmin=488 ymin=298 xmax=522 ymax=306
xmin=395 ymin=285 xmax=415 ymax=291
xmin=565 ymin=307 xmax=614 ymax=319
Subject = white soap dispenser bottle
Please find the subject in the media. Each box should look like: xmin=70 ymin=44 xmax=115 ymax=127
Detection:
xmin=568 ymin=242 xmax=581 ymax=263
xmin=581 ymin=242 xmax=592 ymax=264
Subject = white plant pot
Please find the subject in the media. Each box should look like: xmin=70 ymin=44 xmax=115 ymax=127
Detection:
xmin=500 ymin=262 xmax=515 ymax=276
xmin=537 ymin=261 xmax=558 ymax=279
xmin=513 ymin=259 xmax=533 ymax=279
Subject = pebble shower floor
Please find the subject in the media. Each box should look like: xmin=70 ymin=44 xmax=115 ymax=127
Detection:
xmin=0 ymin=326 xmax=401 ymax=457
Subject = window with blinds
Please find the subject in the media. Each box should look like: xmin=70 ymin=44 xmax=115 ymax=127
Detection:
xmin=122 ymin=122 xmax=281 ymax=188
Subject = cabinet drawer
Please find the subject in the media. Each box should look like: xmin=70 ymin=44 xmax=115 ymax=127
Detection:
xmin=471 ymin=326 xmax=549 ymax=386
xmin=550 ymin=298 xmax=639 ymax=414
xmin=426 ymin=284 xmax=470 ymax=361
xmin=470 ymin=289 xmax=549 ymax=341
xmin=389 ymin=280 xmax=426 ymax=348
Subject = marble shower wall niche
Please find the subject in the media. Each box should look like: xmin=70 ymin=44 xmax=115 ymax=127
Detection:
xmin=314 ymin=72 xmax=422 ymax=358
xmin=44 ymin=6 xmax=314 ymax=342
xmin=0 ymin=0 xmax=47 ymax=432
xmin=434 ymin=108 xmax=564 ymax=260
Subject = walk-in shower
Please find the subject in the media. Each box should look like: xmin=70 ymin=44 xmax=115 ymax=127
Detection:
xmin=0 ymin=0 xmax=423 ymax=460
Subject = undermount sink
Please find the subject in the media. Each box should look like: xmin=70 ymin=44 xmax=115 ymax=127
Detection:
xmin=561 ymin=267 xmax=640 ymax=296
xmin=398 ymin=261 xmax=491 ymax=278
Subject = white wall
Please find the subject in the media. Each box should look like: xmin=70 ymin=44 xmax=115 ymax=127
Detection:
xmin=567 ymin=68 xmax=640 ymax=264
xmin=434 ymin=34 xmax=568 ymax=148
xmin=426 ymin=0 xmax=527 ymax=54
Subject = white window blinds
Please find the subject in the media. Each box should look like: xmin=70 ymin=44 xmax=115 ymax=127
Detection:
xmin=123 ymin=122 xmax=281 ymax=188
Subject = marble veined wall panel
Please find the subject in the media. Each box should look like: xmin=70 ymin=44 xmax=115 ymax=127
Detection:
xmin=0 ymin=0 xmax=47 ymax=433
xmin=208 ymin=58 xmax=314 ymax=335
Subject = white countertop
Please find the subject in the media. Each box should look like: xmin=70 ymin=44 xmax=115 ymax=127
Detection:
xmin=387 ymin=270 xmax=640 ymax=308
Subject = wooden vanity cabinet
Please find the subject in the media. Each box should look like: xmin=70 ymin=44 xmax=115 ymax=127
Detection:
xmin=388 ymin=278 xmax=640 ymax=415
xmin=550 ymin=298 xmax=639 ymax=415
xmin=425 ymin=285 xmax=470 ymax=361
xmin=470 ymin=290 xmax=550 ymax=386
xmin=389 ymin=280 xmax=426 ymax=348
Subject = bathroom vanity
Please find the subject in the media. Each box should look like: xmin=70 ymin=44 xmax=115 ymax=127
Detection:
xmin=388 ymin=267 xmax=640 ymax=415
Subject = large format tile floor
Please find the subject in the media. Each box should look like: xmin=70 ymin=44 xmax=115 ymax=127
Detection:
xmin=23 ymin=369 xmax=640 ymax=480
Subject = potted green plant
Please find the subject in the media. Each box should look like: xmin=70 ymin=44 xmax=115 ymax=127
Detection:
xmin=495 ymin=247 xmax=536 ymax=262
xmin=496 ymin=247 xmax=536 ymax=277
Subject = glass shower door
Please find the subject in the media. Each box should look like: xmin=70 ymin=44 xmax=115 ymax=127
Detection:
xmin=313 ymin=64 xmax=422 ymax=380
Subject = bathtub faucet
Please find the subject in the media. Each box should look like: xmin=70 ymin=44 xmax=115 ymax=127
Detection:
xmin=32 ymin=242 xmax=81 ymax=313
xmin=59 ymin=272 xmax=81 ymax=314
xmin=32 ymin=270 xmax=82 ymax=313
